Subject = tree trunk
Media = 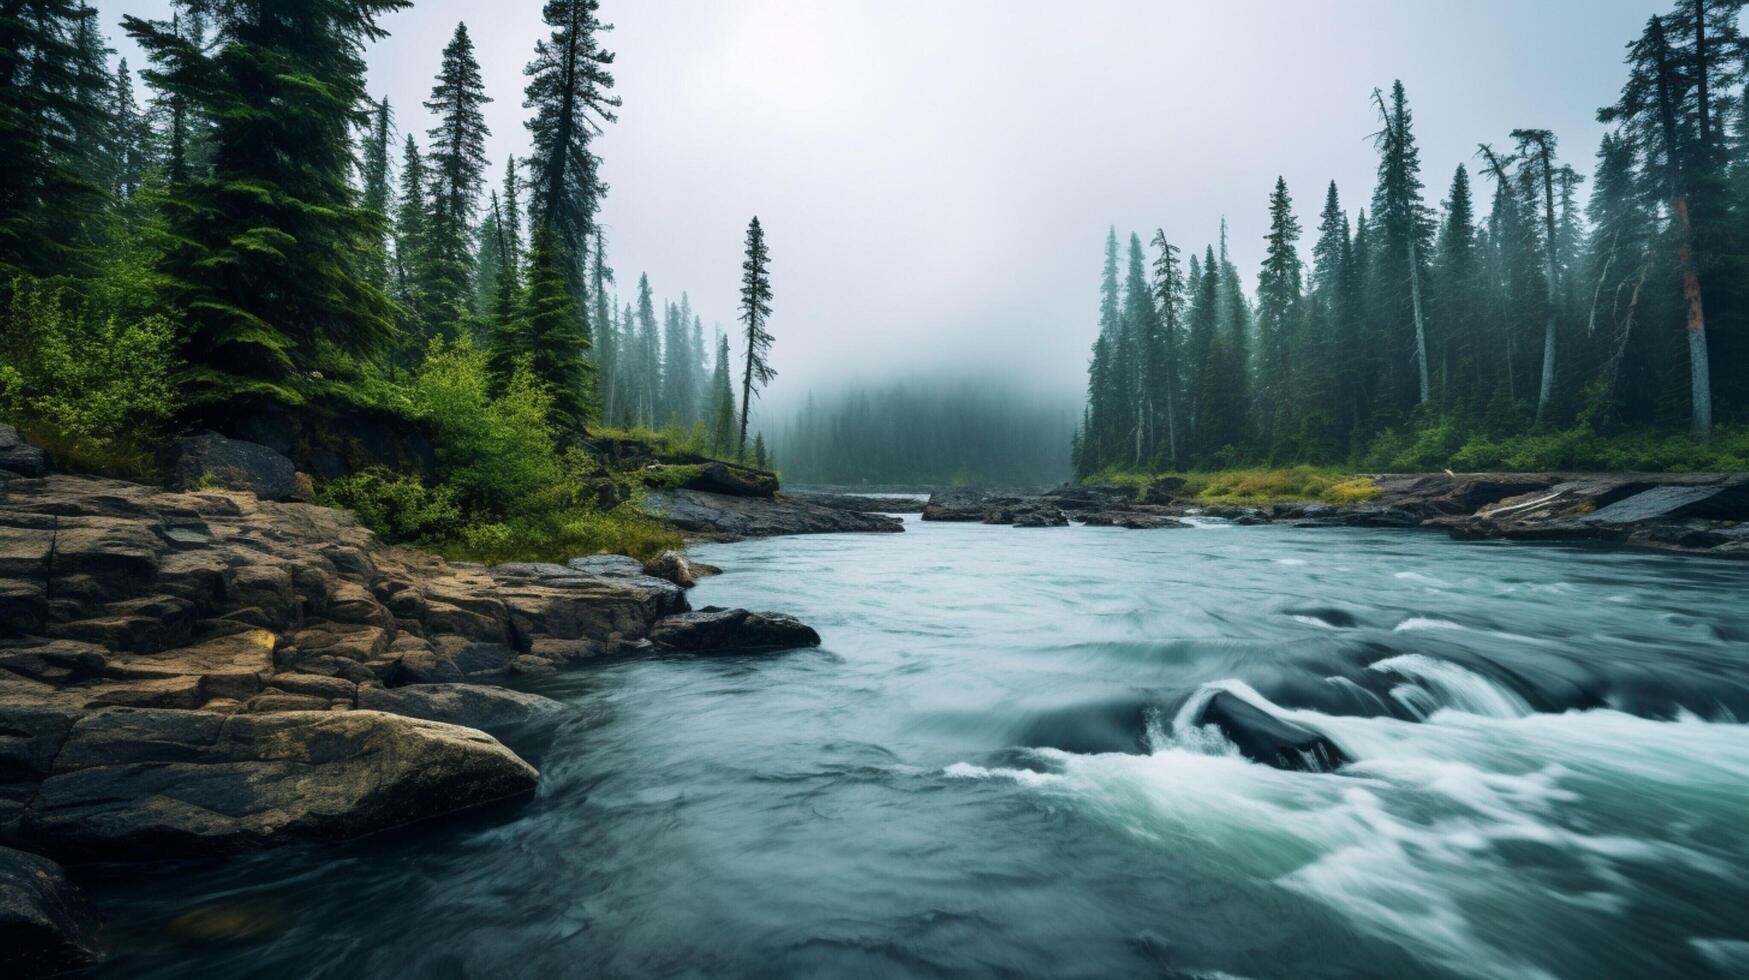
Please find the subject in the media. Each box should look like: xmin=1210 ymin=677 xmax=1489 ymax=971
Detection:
xmin=1535 ymin=145 xmax=1559 ymax=426
xmin=1672 ymin=195 xmax=1713 ymax=435
xmin=1407 ymin=236 xmax=1430 ymax=404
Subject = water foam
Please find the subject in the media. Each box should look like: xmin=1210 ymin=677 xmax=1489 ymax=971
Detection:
xmin=1368 ymin=654 xmax=1534 ymax=719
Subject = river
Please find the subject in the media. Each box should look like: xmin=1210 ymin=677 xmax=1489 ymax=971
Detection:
xmin=88 ymin=515 xmax=1749 ymax=979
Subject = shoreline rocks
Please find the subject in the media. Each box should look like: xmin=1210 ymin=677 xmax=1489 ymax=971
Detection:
xmin=643 ymin=488 xmax=905 ymax=540
xmin=0 ymin=466 xmax=825 ymax=863
xmin=924 ymin=473 xmax=1749 ymax=559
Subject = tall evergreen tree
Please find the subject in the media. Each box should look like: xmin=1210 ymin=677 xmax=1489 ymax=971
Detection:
xmin=113 ymin=59 xmax=150 ymax=199
xmin=424 ymin=22 xmax=491 ymax=334
xmin=1512 ymin=128 xmax=1567 ymax=424
xmin=524 ymin=0 xmax=620 ymax=305
xmin=0 ymin=0 xmax=107 ymax=278
xmin=1256 ymin=177 xmax=1304 ymax=456
xmin=1600 ymin=14 xmax=1714 ymax=434
xmin=1372 ymin=81 xmax=1434 ymax=407
xmin=359 ymin=96 xmax=394 ymax=291
xmin=512 ymin=226 xmax=592 ymax=431
xmin=125 ymin=0 xmax=408 ymax=409
xmin=393 ymin=135 xmax=432 ymax=347
xmin=1148 ymin=229 xmax=1185 ymax=467
xmin=736 ymin=216 xmax=775 ymax=456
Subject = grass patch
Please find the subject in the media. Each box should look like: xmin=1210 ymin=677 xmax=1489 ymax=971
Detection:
xmin=1085 ymin=465 xmax=1379 ymax=505
xmin=431 ymin=503 xmax=683 ymax=565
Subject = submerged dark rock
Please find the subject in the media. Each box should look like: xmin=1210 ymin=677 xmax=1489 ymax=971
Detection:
xmin=648 ymin=607 xmax=822 ymax=653
xmin=1195 ymin=692 xmax=1348 ymax=773
xmin=0 ymin=845 xmax=102 ymax=978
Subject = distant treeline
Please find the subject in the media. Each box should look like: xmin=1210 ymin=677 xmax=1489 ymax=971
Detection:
xmin=1077 ymin=4 xmax=1749 ymax=476
xmin=772 ymin=382 xmax=1075 ymax=487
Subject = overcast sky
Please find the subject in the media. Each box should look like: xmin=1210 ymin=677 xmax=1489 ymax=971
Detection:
xmin=99 ymin=0 xmax=1666 ymax=406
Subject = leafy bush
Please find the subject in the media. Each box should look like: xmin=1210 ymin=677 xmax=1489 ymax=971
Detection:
xmin=317 ymin=468 xmax=463 ymax=542
xmin=408 ymin=339 xmax=563 ymax=516
xmin=316 ymin=340 xmax=684 ymax=562
xmin=0 ymin=276 xmax=181 ymax=476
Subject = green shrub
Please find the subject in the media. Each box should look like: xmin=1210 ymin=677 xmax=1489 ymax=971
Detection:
xmin=317 ymin=468 xmax=463 ymax=542
xmin=1 ymin=277 xmax=180 ymax=476
xmin=408 ymin=339 xmax=564 ymax=516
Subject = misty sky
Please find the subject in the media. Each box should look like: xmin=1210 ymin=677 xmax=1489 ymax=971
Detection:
xmin=99 ymin=0 xmax=1665 ymax=408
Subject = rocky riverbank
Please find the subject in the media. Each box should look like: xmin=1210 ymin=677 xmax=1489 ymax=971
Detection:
xmin=0 ymin=456 xmax=822 ymax=974
xmin=918 ymin=472 xmax=1749 ymax=559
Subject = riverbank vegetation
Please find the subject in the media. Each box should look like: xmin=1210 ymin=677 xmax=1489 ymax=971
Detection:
xmin=0 ymin=1 xmax=773 ymax=560
xmin=1074 ymin=3 xmax=1749 ymax=479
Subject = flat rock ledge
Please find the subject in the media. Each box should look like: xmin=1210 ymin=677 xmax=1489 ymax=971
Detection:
xmin=0 ymin=465 xmax=823 ymax=970
xmin=643 ymin=487 xmax=905 ymax=540
xmin=925 ymin=474 xmax=1749 ymax=559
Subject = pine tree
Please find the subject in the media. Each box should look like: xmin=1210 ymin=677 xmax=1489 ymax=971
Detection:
xmin=1511 ymin=129 xmax=1566 ymax=424
xmin=124 ymin=0 xmax=408 ymax=409
xmin=1148 ymin=229 xmax=1185 ymax=467
xmin=709 ymin=331 xmax=736 ymax=455
xmin=113 ymin=59 xmax=150 ymax=199
xmin=1600 ymin=15 xmax=1714 ymax=434
xmin=1433 ymin=164 xmax=1481 ymax=398
xmin=1372 ymin=81 xmax=1434 ymax=408
xmin=753 ymin=432 xmax=768 ymax=469
xmin=1119 ymin=232 xmax=1157 ymax=465
xmin=632 ymin=273 xmax=660 ymax=424
xmin=513 ymin=226 xmax=592 ymax=431
xmin=0 ymin=1 xmax=108 ymax=278
xmin=524 ymin=0 xmax=620 ymax=304
xmin=424 ymin=22 xmax=492 ymax=335
xmin=1185 ymin=246 xmax=1221 ymax=460
xmin=1256 ymin=177 xmax=1303 ymax=457
xmin=737 ymin=216 xmax=775 ymax=456
xmin=589 ymin=226 xmax=616 ymax=420
xmin=360 ymin=96 xmax=394 ymax=291
xmin=393 ymin=135 xmax=432 ymax=347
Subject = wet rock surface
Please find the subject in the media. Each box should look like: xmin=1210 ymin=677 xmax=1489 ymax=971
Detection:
xmin=1195 ymin=692 xmax=1348 ymax=773
xmin=0 ymin=845 xmax=102 ymax=978
xmin=0 ymin=470 xmax=821 ymax=879
xmin=0 ymin=425 xmax=49 ymax=479
xmin=643 ymin=488 xmax=905 ymax=539
xmin=927 ymin=474 xmax=1749 ymax=559
xmin=648 ymin=607 xmax=822 ymax=653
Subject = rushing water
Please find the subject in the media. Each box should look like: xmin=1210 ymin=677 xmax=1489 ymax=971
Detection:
xmin=88 ymin=517 xmax=1749 ymax=979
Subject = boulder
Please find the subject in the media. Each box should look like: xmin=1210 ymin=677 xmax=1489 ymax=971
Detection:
xmin=20 ymin=708 xmax=539 ymax=860
xmin=642 ymin=549 xmax=719 ymax=588
xmin=679 ymin=460 xmax=780 ymax=498
xmin=173 ymin=432 xmax=299 ymax=500
xmin=0 ymin=425 xmax=48 ymax=479
xmin=0 ymin=846 xmax=102 ymax=978
xmin=647 ymin=607 xmax=821 ymax=653
xmin=921 ymin=489 xmax=988 ymax=522
xmin=1010 ymin=505 xmax=1070 ymax=528
xmin=644 ymin=488 xmax=904 ymax=539
xmin=358 ymin=684 xmax=567 ymax=733
xmin=1079 ymin=511 xmax=1190 ymax=530
xmin=1196 ymin=692 xmax=1348 ymax=773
